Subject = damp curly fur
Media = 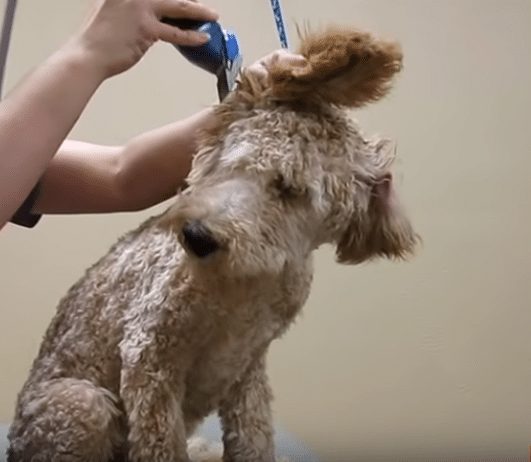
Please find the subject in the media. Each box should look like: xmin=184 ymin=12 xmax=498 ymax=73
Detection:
xmin=267 ymin=24 xmax=404 ymax=107
xmin=7 ymin=24 xmax=419 ymax=462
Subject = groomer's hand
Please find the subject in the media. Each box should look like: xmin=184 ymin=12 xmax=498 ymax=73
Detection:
xmin=247 ymin=49 xmax=308 ymax=83
xmin=72 ymin=0 xmax=219 ymax=78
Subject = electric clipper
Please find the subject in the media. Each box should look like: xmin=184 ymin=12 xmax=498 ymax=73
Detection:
xmin=161 ymin=17 xmax=243 ymax=101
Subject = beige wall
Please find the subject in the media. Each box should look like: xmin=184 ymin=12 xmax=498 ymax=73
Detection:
xmin=1 ymin=0 xmax=530 ymax=460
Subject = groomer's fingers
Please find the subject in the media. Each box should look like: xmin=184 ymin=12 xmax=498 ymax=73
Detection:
xmin=154 ymin=0 xmax=219 ymax=22
xmin=248 ymin=50 xmax=308 ymax=77
xmin=265 ymin=49 xmax=307 ymax=68
xmin=157 ymin=22 xmax=211 ymax=46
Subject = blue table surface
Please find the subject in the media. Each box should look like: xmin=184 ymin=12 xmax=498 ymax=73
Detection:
xmin=0 ymin=414 xmax=320 ymax=462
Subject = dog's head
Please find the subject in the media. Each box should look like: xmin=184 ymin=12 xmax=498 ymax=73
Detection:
xmin=165 ymin=25 xmax=419 ymax=277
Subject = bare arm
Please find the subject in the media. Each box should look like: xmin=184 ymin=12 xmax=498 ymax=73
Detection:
xmin=32 ymin=107 xmax=216 ymax=215
xmin=0 ymin=45 xmax=106 ymax=229
xmin=0 ymin=0 xmax=218 ymax=230
xmin=8 ymin=50 xmax=306 ymax=224
xmin=29 ymin=51 xmax=308 ymax=217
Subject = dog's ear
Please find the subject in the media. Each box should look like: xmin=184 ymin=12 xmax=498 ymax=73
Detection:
xmin=335 ymin=141 xmax=419 ymax=264
xmin=268 ymin=25 xmax=403 ymax=108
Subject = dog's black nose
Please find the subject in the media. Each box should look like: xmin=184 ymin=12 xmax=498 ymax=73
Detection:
xmin=181 ymin=221 xmax=219 ymax=258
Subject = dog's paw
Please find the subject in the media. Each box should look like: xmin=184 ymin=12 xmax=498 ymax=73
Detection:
xmin=187 ymin=436 xmax=224 ymax=462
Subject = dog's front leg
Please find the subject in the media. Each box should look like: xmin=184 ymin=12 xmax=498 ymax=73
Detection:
xmin=219 ymin=355 xmax=275 ymax=462
xmin=120 ymin=348 xmax=190 ymax=462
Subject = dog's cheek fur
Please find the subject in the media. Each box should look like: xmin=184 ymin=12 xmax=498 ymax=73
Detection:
xmin=226 ymin=232 xmax=289 ymax=278
xmin=224 ymin=202 xmax=305 ymax=277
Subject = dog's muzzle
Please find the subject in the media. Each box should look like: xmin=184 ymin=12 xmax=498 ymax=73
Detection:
xmin=181 ymin=220 xmax=220 ymax=258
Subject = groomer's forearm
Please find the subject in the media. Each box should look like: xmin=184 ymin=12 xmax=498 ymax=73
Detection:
xmin=31 ymin=140 xmax=122 ymax=214
xmin=0 ymin=43 xmax=106 ymax=228
xmin=33 ymin=107 xmax=217 ymax=215
xmin=115 ymin=106 xmax=216 ymax=211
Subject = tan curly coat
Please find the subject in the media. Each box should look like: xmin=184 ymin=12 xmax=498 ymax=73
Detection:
xmin=7 ymin=25 xmax=419 ymax=462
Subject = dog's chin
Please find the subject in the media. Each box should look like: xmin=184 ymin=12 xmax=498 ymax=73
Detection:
xmin=178 ymin=239 xmax=288 ymax=282
xmin=227 ymin=246 xmax=289 ymax=280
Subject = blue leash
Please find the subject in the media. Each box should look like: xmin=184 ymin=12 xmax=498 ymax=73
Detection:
xmin=269 ymin=0 xmax=289 ymax=49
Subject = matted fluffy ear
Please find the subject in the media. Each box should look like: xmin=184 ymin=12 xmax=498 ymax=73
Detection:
xmin=335 ymin=174 xmax=419 ymax=264
xmin=268 ymin=25 xmax=403 ymax=107
xmin=335 ymin=140 xmax=419 ymax=264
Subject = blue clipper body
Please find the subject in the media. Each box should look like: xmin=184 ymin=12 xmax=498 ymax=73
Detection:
xmin=161 ymin=18 xmax=242 ymax=101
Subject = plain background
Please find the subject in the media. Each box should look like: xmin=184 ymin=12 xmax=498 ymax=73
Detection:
xmin=1 ymin=0 xmax=530 ymax=461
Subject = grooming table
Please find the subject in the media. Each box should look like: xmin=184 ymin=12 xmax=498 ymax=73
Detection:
xmin=0 ymin=415 xmax=320 ymax=462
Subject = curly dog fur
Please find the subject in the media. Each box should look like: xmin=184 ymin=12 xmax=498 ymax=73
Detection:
xmin=7 ymin=25 xmax=419 ymax=462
